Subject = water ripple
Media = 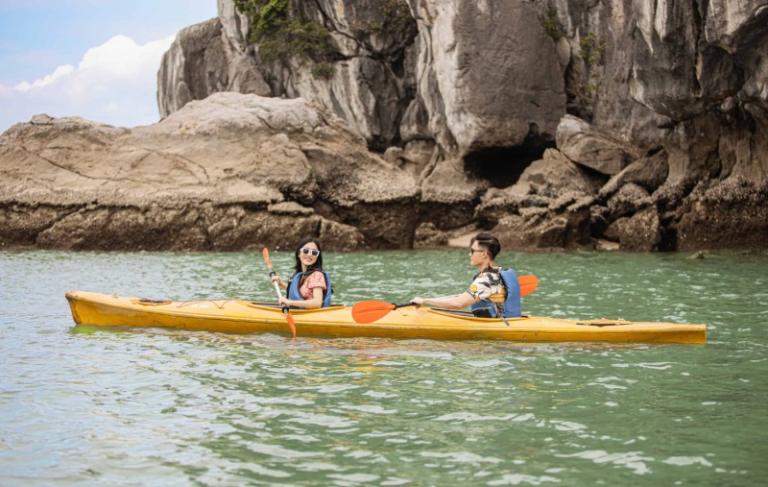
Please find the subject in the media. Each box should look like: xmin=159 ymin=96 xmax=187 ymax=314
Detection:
xmin=1 ymin=250 xmax=767 ymax=485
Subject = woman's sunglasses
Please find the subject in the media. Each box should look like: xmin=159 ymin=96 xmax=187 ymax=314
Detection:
xmin=300 ymin=248 xmax=320 ymax=257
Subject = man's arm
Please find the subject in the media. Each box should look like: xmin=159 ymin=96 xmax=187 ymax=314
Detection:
xmin=412 ymin=292 xmax=475 ymax=309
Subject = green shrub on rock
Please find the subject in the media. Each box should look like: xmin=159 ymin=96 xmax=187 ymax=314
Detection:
xmin=234 ymin=0 xmax=337 ymax=64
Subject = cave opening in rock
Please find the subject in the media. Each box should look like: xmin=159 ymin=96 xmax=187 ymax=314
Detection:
xmin=464 ymin=134 xmax=553 ymax=188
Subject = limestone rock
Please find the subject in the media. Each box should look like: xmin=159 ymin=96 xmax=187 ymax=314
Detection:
xmin=675 ymin=178 xmax=768 ymax=250
xmin=420 ymin=158 xmax=485 ymax=230
xmin=556 ymin=115 xmax=643 ymax=175
xmin=492 ymin=206 xmax=592 ymax=251
xmin=599 ymin=150 xmax=669 ymax=199
xmin=518 ymin=148 xmax=604 ymax=198
xmin=267 ymin=201 xmax=314 ymax=216
xmin=207 ymin=0 xmax=418 ymax=151
xmin=0 ymin=93 xmax=417 ymax=250
xmin=606 ymin=183 xmax=651 ymax=220
xmin=157 ymin=18 xmax=271 ymax=118
xmin=410 ymin=0 xmax=566 ymax=153
xmin=414 ymin=222 xmax=448 ymax=248
xmin=604 ymin=207 xmax=661 ymax=252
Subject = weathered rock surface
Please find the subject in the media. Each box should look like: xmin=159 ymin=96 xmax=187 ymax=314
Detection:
xmin=407 ymin=0 xmax=566 ymax=154
xmin=157 ymin=17 xmax=271 ymax=117
xmin=556 ymin=115 xmax=642 ymax=175
xmin=4 ymin=0 xmax=768 ymax=252
xmin=674 ymin=178 xmax=768 ymax=250
xmin=604 ymin=207 xmax=662 ymax=252
xmin=0 ymin=93 xmax=418 ymax=250
xmin=151 ymin=0 xmax=768 ymax=251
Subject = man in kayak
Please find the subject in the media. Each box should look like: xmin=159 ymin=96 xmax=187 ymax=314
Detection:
xmin=410 ymin=232 xmax=521 ymax=318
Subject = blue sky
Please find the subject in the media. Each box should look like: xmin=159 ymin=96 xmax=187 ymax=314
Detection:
xmin=0 ymin=0 xmax=217 ymax=131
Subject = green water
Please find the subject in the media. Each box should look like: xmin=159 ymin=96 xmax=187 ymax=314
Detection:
xmin=1 ymin=249 xmax=767 ymax=485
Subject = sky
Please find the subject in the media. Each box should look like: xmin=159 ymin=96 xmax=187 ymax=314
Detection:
xmin=0 ymin=0 xmax=217 ymax=132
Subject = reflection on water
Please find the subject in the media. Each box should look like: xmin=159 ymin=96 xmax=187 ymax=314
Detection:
xmin=1 ymin=249 xmax=767 ymax=485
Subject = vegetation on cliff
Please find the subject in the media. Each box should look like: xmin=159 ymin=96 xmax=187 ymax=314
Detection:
xmin=234 ymin=0 xmax=337 ymax=78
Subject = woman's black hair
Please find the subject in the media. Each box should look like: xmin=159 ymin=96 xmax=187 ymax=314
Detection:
xmin=470 ymin=232 xmax=501 ymax=259
xmin=293 ymin=237 xmax=324 ymax=274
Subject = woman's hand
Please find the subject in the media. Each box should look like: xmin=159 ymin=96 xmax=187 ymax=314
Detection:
xmin=278 ymin=297 xmax=291 ymax=307
xmin=410 ymin=297 xmax=425 ymax=307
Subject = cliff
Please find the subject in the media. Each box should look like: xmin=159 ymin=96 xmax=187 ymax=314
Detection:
xmin=155 ymin=0 xmax=768 ymax=250
xmin=1 ymin=0 xmax=766 ymax=251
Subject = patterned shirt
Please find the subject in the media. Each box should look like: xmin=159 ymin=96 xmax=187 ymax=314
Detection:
xmin=467 ymin=268 xmax=507 ymax=304
xmin=299 ymin=271 xmax=327 ymax=300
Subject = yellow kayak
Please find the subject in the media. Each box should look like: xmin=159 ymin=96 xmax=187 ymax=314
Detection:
xmin=65 ymin=291 xmax=706 ymax=344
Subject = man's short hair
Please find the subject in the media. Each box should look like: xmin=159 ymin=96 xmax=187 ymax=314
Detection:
xmin=470 ymin=232 xmax=501 ymax=259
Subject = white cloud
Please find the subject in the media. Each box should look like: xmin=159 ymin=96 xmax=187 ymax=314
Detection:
xmin=15 ymin=64 xmax=76 ymax=92
xmin=1 ymin=34 xmax=175 ymax=132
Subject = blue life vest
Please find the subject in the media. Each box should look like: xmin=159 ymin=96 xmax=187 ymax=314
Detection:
xmin=287 ymin=270 xmax=332 ymax=307
xmin=470 ymin=268 xmax=521 ymax=318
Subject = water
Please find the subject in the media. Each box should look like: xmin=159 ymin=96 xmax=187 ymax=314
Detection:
xmin=1 ymin=249 xmax=767 ymax=485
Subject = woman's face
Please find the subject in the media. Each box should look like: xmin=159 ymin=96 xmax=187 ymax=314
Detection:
xmin=298 ymin=241 xmax=320 ymax=268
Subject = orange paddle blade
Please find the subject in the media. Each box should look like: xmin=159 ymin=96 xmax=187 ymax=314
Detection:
xmin=261 ymin=247 xmax=272 ymax=269
xmin=285 ymin=312 xmax=297 ymax=339
xmin=518 ymin=275 xmax=539 ymax=297
xmin=351 ymin=300 xmax=397 ymax=324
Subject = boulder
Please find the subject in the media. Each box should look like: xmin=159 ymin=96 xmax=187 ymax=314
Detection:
xmin=606 ymin=183 xmax=651 ymax=220
xmin=518 ymin=148 xmax=604 ymax=197
xmin=604 ymin=207 xmax=661 ymax=251
xmin=599 ymin=150 xmax=669 ymax=199
xmin=419 ymin=158 xmax=485 ymax=230
xmin=492 ymin=205 xmax=592 ymax=251
xmin=0 ymin=93 xmax=417 ymax=250
xmin=414 ymin=222 xmax=448 ymax=248
xmin=675 ymin=178 xmax=768 ymax=250
xmin=556 ymin=115 xmax=643 ymax=175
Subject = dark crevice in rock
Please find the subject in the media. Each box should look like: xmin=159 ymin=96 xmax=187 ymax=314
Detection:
xmin=658 ymin=211 xmax=679 ymax=251
xmin=691 ymin=0 xmax=704 ymax=98
xmin=464 ymin=146 xmax=532 ymax=188
xmin=463 ymin=128 xmax=554 ymax=189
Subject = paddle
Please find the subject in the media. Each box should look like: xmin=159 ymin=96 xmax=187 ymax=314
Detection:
xmin=262 ymin=247 xmax=297 ymax=339
xmin=518 ymin=274 xmax=539 ymax=297
xmin=351 ymin=274 xmax=540 ymax=324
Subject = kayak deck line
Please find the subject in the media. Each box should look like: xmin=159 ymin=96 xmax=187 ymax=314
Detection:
xmin=64 ymin=291 xmax=707 ymax=345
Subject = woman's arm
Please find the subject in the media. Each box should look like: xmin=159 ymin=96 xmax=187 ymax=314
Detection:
xmin=411 ymin=292 xmax=475 ymax=309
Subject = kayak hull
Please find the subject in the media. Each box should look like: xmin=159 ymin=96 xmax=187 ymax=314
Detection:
xmin=65 ymin=291 xmax=707 ymax=345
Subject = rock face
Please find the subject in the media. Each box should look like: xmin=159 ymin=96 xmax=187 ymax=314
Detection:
xmin=2 ymin=0 xmax=767 ymax=252
xmin=157 ymin=17 xmax=271 ymax=117
xmin=151 ymin=0 xmax=768 ymax=251
xmin=0 ymin=93 xmax=418 ymax=250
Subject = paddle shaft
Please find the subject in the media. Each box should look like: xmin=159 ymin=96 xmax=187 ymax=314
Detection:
xmin=270 ymin=274 xmax=290 ymax=311
xmin=262 ymin=248 xmax=296 ymax=338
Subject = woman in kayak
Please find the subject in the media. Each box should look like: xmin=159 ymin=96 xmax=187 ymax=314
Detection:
xmin=271 ymin=237 xmax=332 ymax=309
xmin=410 ymin=232 xmax=521 ymax=318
